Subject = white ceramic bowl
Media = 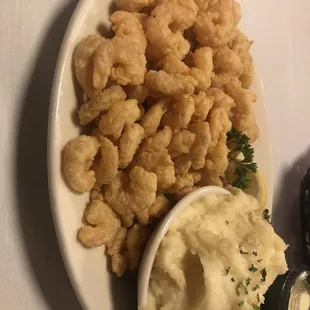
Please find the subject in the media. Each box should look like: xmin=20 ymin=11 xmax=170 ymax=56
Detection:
xmin=137 ymin=186 xmax=231 ymax=309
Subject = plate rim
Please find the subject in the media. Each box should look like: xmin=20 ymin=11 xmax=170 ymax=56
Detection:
xmin=48 ymin=0 xmax=92 ymax=308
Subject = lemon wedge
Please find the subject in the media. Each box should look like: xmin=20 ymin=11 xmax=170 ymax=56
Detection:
xmin=244 ymin=172 xmax=267 ymax=207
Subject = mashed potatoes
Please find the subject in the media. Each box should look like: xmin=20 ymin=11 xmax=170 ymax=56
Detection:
xmin=147 ymin=188 xmax=288 ymax=310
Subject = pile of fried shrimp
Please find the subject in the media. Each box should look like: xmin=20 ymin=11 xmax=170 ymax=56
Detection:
xmin=62 ymin=0 xmax=259 ymax=277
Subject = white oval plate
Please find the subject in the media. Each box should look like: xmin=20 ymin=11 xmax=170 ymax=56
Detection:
xmin=48 ymin=0 xmax=273 ymax=309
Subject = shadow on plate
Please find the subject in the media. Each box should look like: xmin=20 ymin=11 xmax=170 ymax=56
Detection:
xmin=15 ymin=1 xmax=82 ymax=309
xmin=262 ymin=147 xmax=310 ymax=309
xmin=110 ymin=268 xmax=138 ymax=310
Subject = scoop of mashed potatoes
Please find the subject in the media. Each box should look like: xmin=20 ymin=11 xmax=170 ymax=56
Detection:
xmin=147 ymin=188 xmax=288 ymax=310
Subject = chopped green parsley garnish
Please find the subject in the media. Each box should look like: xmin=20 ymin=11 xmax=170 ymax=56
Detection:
xmin=252 ymin=285 xmax=260 ymax=291
xmin=260 ymin=268 xmax=267 ymax=282
xmin=252 ymin=251 xmax=258 ymax=256
xmin=263 ymin=209 xmax=271 ymax=222
xmin=242 ymin=283 xmax=249 ymax=295
xmin=252 ymin=304 xmax=260 ymax=310
xmin=225 ymin=267 xmax=231 ymax=275
xmin=236 ymin=283 xmax=242 ymax=296
xmin=231 ymin=277 xmax=235 ymax=282
xmin=245 ymin=278 xmax=251 ymax=286
xmin=249 ymin=264 xmax=258 ymax=273
xmin=240 ymin=249 xmax=249 ymax=254
xmin=227 ymin=128 xmax=257 ymax=189
xmin=238 ymin=300 xmax=245 ymax=307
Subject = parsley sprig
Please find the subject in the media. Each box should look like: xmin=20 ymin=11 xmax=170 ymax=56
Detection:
xmin=227 ymin=128 xmax=257 ymax=189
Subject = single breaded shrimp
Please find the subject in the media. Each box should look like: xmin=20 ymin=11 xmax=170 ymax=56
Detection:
xmin=139 ymin=126 xmax=173 ymax=153
xmin=155 ymin=54 xmax=190 ymax=74
xmin=99 ymin=99 xmax=141 ymax=140
xmin=167 ymin=130 xmax=196 ymax=159
xmin=78 ymin=85 xmax=126 ymax=125
xmin=118 ymin=124 xmax=144 ymax=169
xmin=74 ymin=35 xmax=103 ymax=98
xmin=144 ymin=0 xmax=198 ymax=60
xmin=230 ymin=29 xmax=254 ymax=88
xmin=96 ymin=137 xmax=119 ymax=185
xmin=188 ymin=121 xmax=211 ymax=169
xmin=104 ymin=172 xmax=135 ymax=228
xmin=104 ymin=167 xmax=157 ymax=227
xmin=190 ymin=47 xmax=214 ymax=91
xmin=162 ymin=95 xmax=195 ymax=131
xmin=63 ymin=135 xmax=100 ymax=192
xmin=145 ymin=70 xmax=197 ymax=96
xmin=139 ymin=98 xmax=170 ymax=137
xmin=125 ymin=84 xmax=149 ymax=104
xmin=201 ymin=134 xmax=229 ymax=186
xmin=206 ymin=87 xmax=235 ymax=113
xmin=93 ymin=12 xmax=147 ymax=90
xmin=208 ymin=107 xmax=232 ymax=148
xmin=194 ymin=0 xmax=235 ymax=48
xmin=115 ymin=0 xmax=156 ymax=12
xmin=191 ymin=92 xmax=214 ymax=122
xmin=224 ymin=78 xmax=258 ymax=142
xmin=78 ymin=199 xmax=121 ymax=248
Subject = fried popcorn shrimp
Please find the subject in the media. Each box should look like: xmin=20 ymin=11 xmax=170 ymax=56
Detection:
xmin=78 ymin=199 xmax=121 ymax=247
xmin=74 ymin=35 xmax=103 ymax=98
xmin=213 ymin=46 xmax=243 ymax=75
xmin=63 ymin=135 xmax=100 ymax=192
xmin=126 ymin=223 xmax=150 ymax=269
xmin=90 ymin=188 xmax=104 ymax=201
xmin=167 ymin=130 xmax=196 ymax=158
xmin=78 ymin=85 xmax=126 ymax=125
xmin=211 ymin=45 xmax=243 ymax=87
xmin=191 ymin=91 xmax=214 ymax=122
xmin=224 ymin=79 xmax=259 ymax=142
xmin=140 ymin=98 xmax=169 ymax=137
xmin=115 ymin=0 xmax=156 ymax=12
xmin=105 ymin=167 xmax=157 ymax=226
xmin=230 ymin=29 xmax=254 ymax=88
xmin=95 ymin=138 xmax=118 ymax=185
xmin=232 ymin=0 xmax=241 ymax=25
xmin=112 ymin=254 xmax=127 ymax=277
xmin=125 ymin=84 xmax=149 ymax=104
xmin=99 ymin=99 xmax=140 ymax=139
xmin=206 ymin=87 xmax=235 ymax=112
xmin=93 ymin=12 xmax=147 ymax=90
xmin=194 ymin=0 xmax=235 ymax=48
xmin=162 ymin=95 xmax=195 ymax=131
xmin=104 ymin=172 xmax=135 ymax=227
xmin=208 ymin=107 xmax=232 ymax=148
xmin=173 ymin=154 xmax=192 ymax=175
xmin=201 ymin=134 xmax=229 ymax=186
xmin=145 ymin=70 xmax=197 ymax=96
xmin=166 ymin=171 xmax=201 ymax=193
xmin=127 ymin=166 xmax=157 ymax=218
xmin=190 ymin=47 xmax=214 ymax=91
xmin=118 ymin=124 xmax=144 ymax=168
xmin=144 ymin=0 xmax=198 ymax=60
xmin=240 ymin=52 xmax=254 ymax=89
xmin=156 ymin=55 xmax=190 ymax=74
xmin=188 ymin=121 xmax=211 ymax=169
xmin=139 ymin=126 xmax=173 ymax=153
xmin=134 ymin=151 xmax=176 ymax=191
xmin=201 ymin=108 xmax=231 ymax=185
xmin=174 ymin=186 xmax=199 ymax=200
xmin=148 ymin=194 xmax=171 ymax=218
xmin=107 ymin=227 xmax=128 ymax=256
